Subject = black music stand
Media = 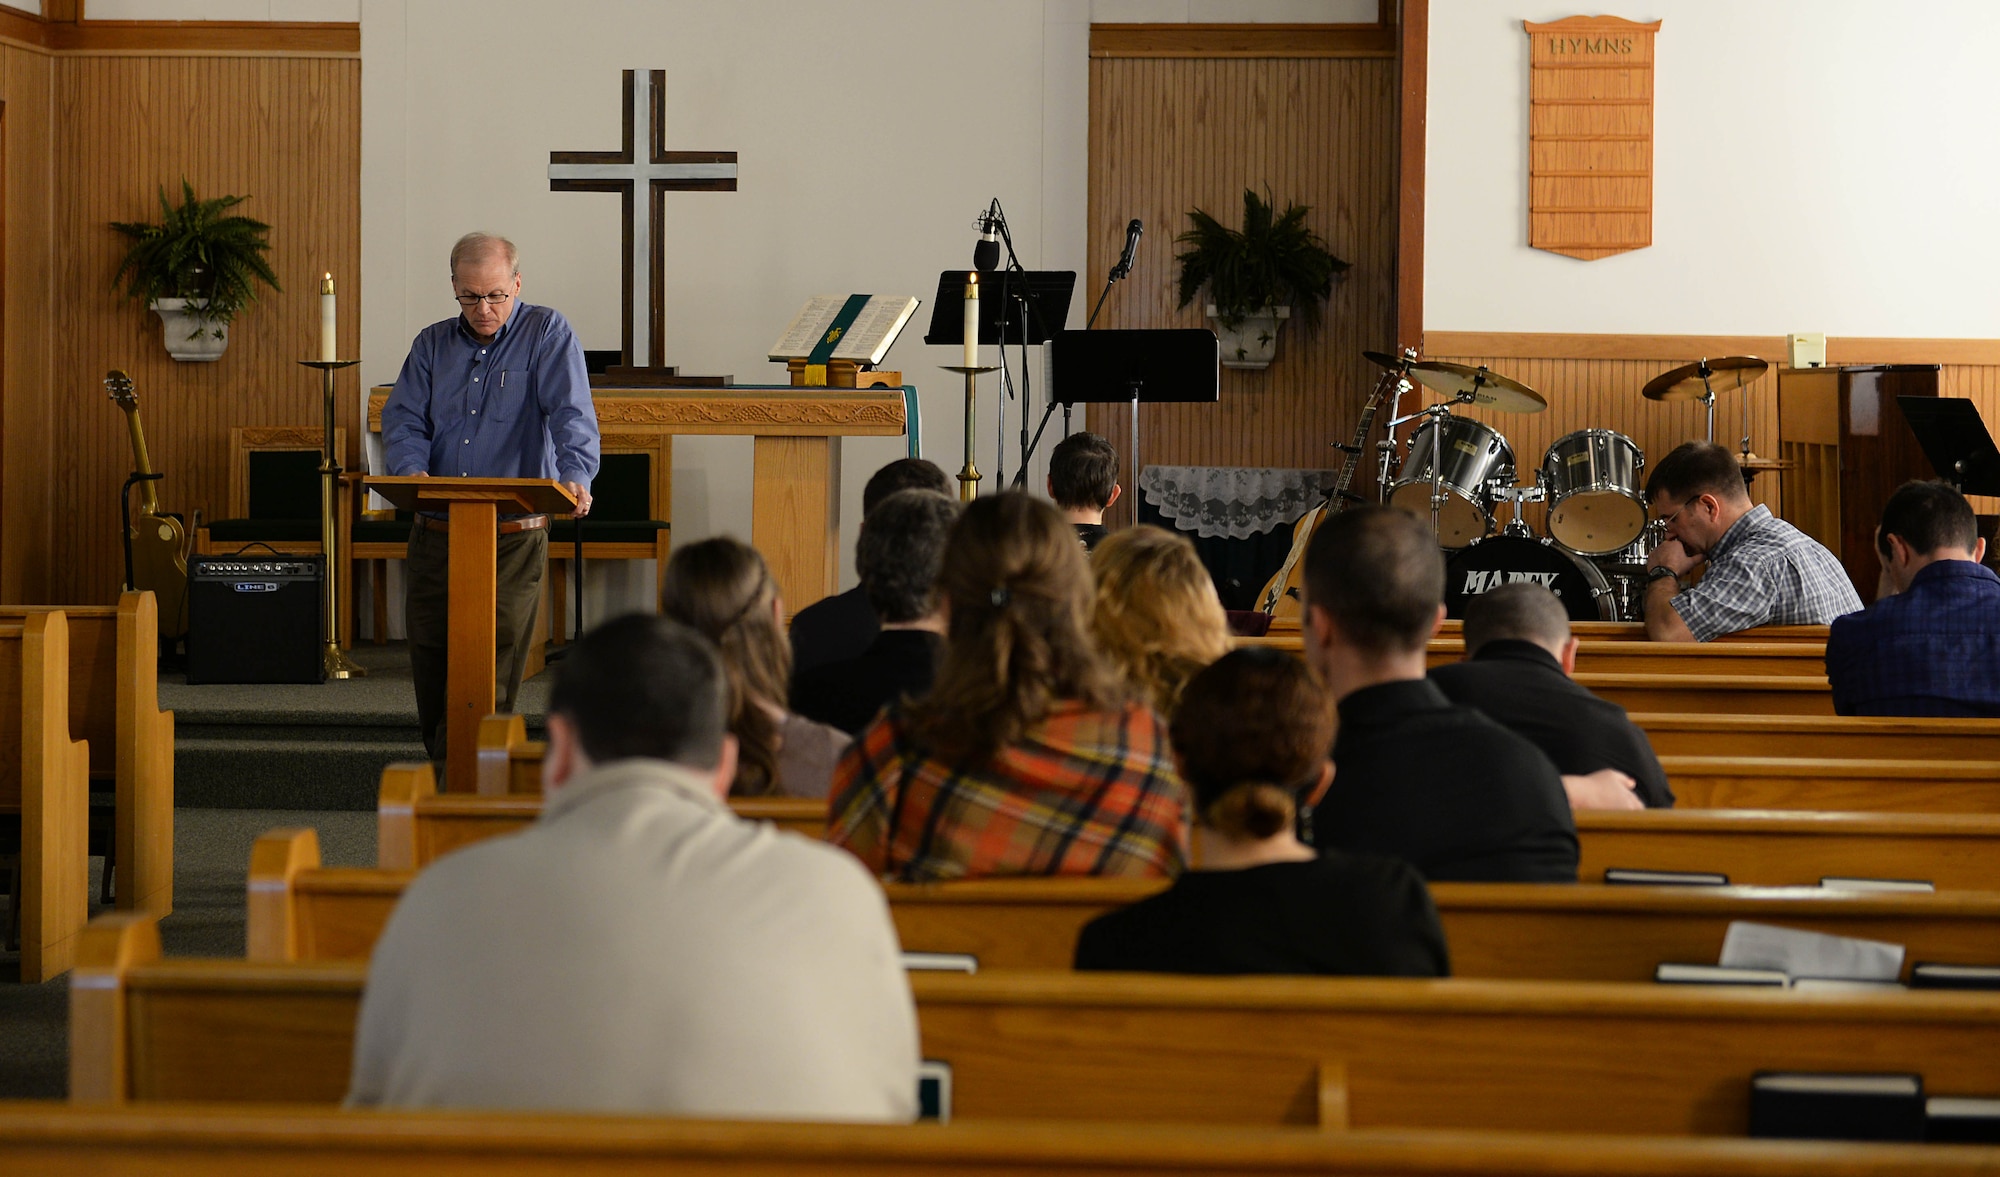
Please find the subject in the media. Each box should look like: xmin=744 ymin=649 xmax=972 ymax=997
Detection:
xmin=1897 ymin=396 xmax=2000 ymax=497
xmin=1049 ymin=328 xmax=1219 ymax=487
xmin=924 ymin=270 xmax=1076 ymax=487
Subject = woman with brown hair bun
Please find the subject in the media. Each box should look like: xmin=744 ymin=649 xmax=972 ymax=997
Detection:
xmin=827 ymin=492 xmax=1188 ymax=881
xmin=661 ymin=538 xmax=850 ymax=799
xmin=1089 ymin=525 xmax=1233 ymax=716
xmin=1074 ymin=647 xmax=1449 ymax=976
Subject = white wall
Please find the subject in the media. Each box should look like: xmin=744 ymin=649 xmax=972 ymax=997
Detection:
xmin=1425 ymin=0 xmax=2000 ymax=338
xmin=362 ymin=0 xmax=1094 ymax=610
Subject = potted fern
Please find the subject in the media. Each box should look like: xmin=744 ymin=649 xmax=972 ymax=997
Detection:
xmin=1175 ymin=189 xmax=1349 ymax=370
xmin=112 ymin=179 xmax=281 ymax=362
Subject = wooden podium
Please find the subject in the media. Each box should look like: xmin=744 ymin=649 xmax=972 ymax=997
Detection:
xmin=365 ymin=476 xmax=578 ymax=793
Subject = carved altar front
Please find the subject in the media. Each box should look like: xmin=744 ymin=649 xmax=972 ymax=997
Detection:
xmin=369 ymin=384 xmax=910 ymax=612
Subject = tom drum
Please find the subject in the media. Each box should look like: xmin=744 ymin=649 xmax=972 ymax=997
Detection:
xmin=1542 ymin=429 xmax=1647 ymax=556
xmin=1389 ymin=417 xmax=1515 ymax=549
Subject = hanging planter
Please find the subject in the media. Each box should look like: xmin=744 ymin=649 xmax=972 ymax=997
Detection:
xmin=1176 ymin=189 xmax=1347 ymax=373
xmin=148 ymin=298 xmax=229 ymax=362
xmin=1207 ymin=303 xmax=1291 ymax=371
xmin=111 ymin=179 xmax=280 ymax=362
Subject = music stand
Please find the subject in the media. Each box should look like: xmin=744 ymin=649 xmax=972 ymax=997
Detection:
xmin=1050 ymin=329 xmax=1219 ymax=488
xmin=1897 ymin=396 xmax=2000 ymax=496
xmin=922 ymin=271 xmax=1076 ymax=347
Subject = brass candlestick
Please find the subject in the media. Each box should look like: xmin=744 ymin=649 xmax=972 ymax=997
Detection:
xmin=943 ymin=365 xmax=998 ymax=502
xmin=300 ymin=358 xmax=366 ymax=680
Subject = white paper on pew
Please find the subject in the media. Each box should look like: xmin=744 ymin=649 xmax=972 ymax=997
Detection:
xmin=1719 ymin=921 xmax=1905 ymax=981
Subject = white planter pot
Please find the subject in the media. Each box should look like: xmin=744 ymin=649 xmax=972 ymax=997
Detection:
xmin=150 ymin=298 xmax=229 ymax=362
xmin=1207 ymin=303 xmax=1291 ymax=370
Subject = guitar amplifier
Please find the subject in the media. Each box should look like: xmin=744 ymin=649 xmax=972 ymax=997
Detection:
xmin=186 ymin=556 xmax=325 ymax=685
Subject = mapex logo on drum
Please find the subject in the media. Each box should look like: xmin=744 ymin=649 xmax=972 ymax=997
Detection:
xmin=1461 ymin=570 xmax=1563 ymax=595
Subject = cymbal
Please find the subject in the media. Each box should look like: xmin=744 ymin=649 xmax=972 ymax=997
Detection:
xmin=1406 ymin=361 xmax=1547 ymax=414
xmin=1363 ymin=349 xmax=1407 ymax=370
xmin=1738 ymin=452 xmax=1793 ymax=471
xmin=1642 ymin=356 xmax=1770 ymax=402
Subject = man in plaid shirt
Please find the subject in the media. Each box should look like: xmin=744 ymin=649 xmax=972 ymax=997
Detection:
xmin=1642 ymin=442 xmax=1861 ymax=641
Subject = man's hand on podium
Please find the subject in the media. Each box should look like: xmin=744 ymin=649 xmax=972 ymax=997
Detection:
xmin=562 ymin=480 xmax=593 ymax=517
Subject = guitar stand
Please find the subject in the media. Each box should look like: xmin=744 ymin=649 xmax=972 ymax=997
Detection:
xmin=119 ymin=471 xmax=186 ymax=666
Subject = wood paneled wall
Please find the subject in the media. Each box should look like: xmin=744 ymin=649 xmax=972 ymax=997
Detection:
xmin=0 ymin=42 xmax=56 ymax=604
xmin=49 ymin=53 xmax=360 ymax=604
xmin=1086 ymin=54 xmax=1398 ymax=527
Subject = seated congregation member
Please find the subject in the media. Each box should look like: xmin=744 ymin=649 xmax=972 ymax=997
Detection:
xmin=1644 ymin=441 xmax=1860 ymax=641
xmin=827 ymin=492 xmax=1189 ymax=881
xmin=1048 ymin=431 xmax=1121 ymax=551
xmin=662 ymin=538 xmax=849 ymax=799
xmin=1826 ymin=480 xmax=2000 ymax=717
xmin=1303 ymin=507 xmax=1578 ymax=882
xmin=1090 ymin=525 xmax=1234 ymax=715
xmin=1075 ymin=648 xmax=1450 ymax=977
xmin=1430 ymin=583 xmax=1673 ymax=811
xmin=791 ymin=489 xmax=961 ymax=734
xmin=348 ymin=614 xmax=918 ymax=1118
xmin=790 ymin=458 xmax=953 ymax=675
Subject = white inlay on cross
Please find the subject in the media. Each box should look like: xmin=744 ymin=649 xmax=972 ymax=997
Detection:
xmin=548 ymin=69 xmax=738 ymax=369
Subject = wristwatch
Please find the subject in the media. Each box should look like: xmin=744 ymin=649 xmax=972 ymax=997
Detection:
xmin=1645 ymin=566 xmax=1681 ymax=589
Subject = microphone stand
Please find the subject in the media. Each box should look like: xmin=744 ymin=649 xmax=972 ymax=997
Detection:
xmin=1018 ymin=226 xmax=1131 ymax=486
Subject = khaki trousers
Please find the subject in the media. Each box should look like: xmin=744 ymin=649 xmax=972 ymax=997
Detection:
xmin=405 ymin=523 xmax=547 ymax=763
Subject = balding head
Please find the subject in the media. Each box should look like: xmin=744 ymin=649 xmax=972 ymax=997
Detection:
xmin=449 ymin=232 xmax=519 ymax=278
xmin=1462 ymin=583 xmax=1572 ymax=660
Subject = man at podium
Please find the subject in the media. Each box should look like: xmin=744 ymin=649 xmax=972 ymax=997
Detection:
xmin=382 ymin=232 xmax=601 ymax=761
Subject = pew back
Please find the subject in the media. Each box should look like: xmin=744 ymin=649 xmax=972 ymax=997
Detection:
xmin=1635 ymin=713 xmax=2000 ymax=761
xmin=73 ymin=913 xmax=2000 ymax=1137
xmin=1578 ymin=809 xmax=2000 ymax=890
xmin=1423 ymin=640 xmax=1828 ymax=677
xmin=0 ymin=613 xmax=91 ymax=980
xmin=1661 ymin=756 xmax=2000 ymax=814
xmin=1579 ymin=674 xmax=1833 ymax=716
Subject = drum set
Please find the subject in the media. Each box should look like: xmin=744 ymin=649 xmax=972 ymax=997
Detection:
xmin=1361 ymin=349 xmax=1771 ymax=623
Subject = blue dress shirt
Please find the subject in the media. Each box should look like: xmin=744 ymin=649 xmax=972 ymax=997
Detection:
xmin=1825 ymin=559 xmax=2000 ymax=717
xmin=381 ymin=302 xmax=600 ymax=490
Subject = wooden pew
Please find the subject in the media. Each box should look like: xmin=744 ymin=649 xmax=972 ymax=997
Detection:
xmin=378 ymin=761 xmax=824 ymax=870
xmin=72 ymin=911 xmax=2000 ymax=1137
xmin=0 ymin=592 xmax=175 ymax=915
xmin=1424 ymin=639 xmax=1829 ymax=677
xmin=1579 ymin=809 xmax=2000 ymax=890
xmin=1577 ymin=674 xmax=1834 ymax=716
xmin=1660 ymin=756 xmax=2000 ymax=814
xmin=6 ymin=1105 xmax=1988 ymax=1177
xmin=252 ymin=830 xmax=2000 ymax=981
xmin=1 ymin=613 xmax=91 ymax=981
xmin=1635 ymin=713 xmax=2000 ymax=761
xmin=1267 ymin=618 xmax=1832 ymax=644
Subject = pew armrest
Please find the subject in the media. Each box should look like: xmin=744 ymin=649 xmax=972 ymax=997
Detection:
xmin=247 ymin=830 xmax=323 ymax=962
xmin=477 ymin=713 xmax=528 ymax=797
xmin=377 ymin=763 xmax=438 ymax=871
xmin=70 ymin=912 xmax=164 ymax=1103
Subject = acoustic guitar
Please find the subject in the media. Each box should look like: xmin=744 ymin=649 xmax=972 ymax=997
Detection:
xmin=1257 ymin=365 xmax=1404 ymax=620
xmin=105 ymin=369 xmax=190 ymax=640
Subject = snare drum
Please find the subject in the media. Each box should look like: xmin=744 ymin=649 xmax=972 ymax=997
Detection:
xmin=1444 ymin=535 xmax=1612 ymax=622
xmin=1542 ymin=430 xmax=1647 ymax=555
xmin=1389 ymin=417 xmax=1515 ymax=549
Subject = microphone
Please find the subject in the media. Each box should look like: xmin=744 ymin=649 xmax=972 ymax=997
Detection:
xmin=1111 ymin=218 xmax=1142 ymax=280
xmin=973 ymin=208 xmax=1001 ymax=272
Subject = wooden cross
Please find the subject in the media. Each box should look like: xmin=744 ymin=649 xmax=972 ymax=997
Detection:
xmin=548 ymin=69 xmax=737 ymax=370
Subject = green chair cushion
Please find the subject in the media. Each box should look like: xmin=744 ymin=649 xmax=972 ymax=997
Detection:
xmin=207 ymin=518 xmax=321 ymax=543
xmin=550 ymin=520 xmax=670 ymax=545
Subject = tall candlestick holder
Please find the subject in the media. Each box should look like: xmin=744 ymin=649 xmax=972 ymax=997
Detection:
xmin=300 ymin=358 xmax=366 ymax=679
xmin=943 ymin=365 xmax=998 ymax=502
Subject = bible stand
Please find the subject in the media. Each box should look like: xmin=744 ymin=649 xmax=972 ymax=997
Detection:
xmin=1897 ymin=396 xmax=2000 ymax=497
xmin=364 ymin=476 xmax=579 ymax=793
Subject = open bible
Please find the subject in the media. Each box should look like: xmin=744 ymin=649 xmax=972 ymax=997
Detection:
xmin=768 ymin=294 xmax=920 ymax=366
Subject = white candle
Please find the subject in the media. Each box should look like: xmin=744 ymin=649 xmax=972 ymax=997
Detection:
xmin=962 ymin=271 xmax=979 ymax=369
xmin=320 ymin=273 xmax=337 ymax=362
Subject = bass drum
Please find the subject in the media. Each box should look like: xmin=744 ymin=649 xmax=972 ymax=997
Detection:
xmin=1388 ymin=417 xmax=1515 ymax=549
xmin=1444 ymin=535 xmax=1613 ymax=622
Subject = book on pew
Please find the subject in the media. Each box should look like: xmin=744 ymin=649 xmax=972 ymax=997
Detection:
xmin=1819 ymin=876 xmax=1936 ymax=893
xmin=917 ymin=1060 xmax=952 ymax=1123
xmin=1604 ymin=868 xmax=1728 ymax=886
xmin=902 ymin=952 xmax=978 ymax=974
xmin=1926 ymin=1097 xmax=2000 ymax=1143
xmin=1750 ymin=1072 xmax=1925 ymax=1142
xmin=1719 ymin=922 xmax=1905 ymax=982
xmin=1789 ymin=977 xmax=1907 ymax=993
xmin=1653 ymin=963 xmax=1790 ymax=987
xmin=1909 ymin=963 xmax=2000 ymax=991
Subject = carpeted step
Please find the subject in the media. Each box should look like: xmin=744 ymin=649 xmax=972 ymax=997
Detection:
xmin=174 ymin=736 xmax=430 ymax=811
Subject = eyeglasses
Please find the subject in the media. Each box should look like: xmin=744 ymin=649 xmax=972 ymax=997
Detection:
xmin=1656 ymin=497 xmax=1703 ymax=528
xmin=454 ymin=291 xmax=512 ymax=308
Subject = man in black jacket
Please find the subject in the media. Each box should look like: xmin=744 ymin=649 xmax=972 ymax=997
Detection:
xmin=1301 ymin=508 xmax=1578 ymax=883
xmin=1429 ymin=583 xmax=1674 ymax=809
xmin=788 ymin=459 xmax=952 ymax=675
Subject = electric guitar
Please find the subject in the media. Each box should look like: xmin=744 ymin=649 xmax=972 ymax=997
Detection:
xmin=1258 ymin=364 xmax=1404 ymax=619
xmin=105 ymin=369 xmax=190 ymax=640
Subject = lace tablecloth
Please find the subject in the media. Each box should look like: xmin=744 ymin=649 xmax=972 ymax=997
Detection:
xmin=1138 ymin=465 xmax=1338 ymax=540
